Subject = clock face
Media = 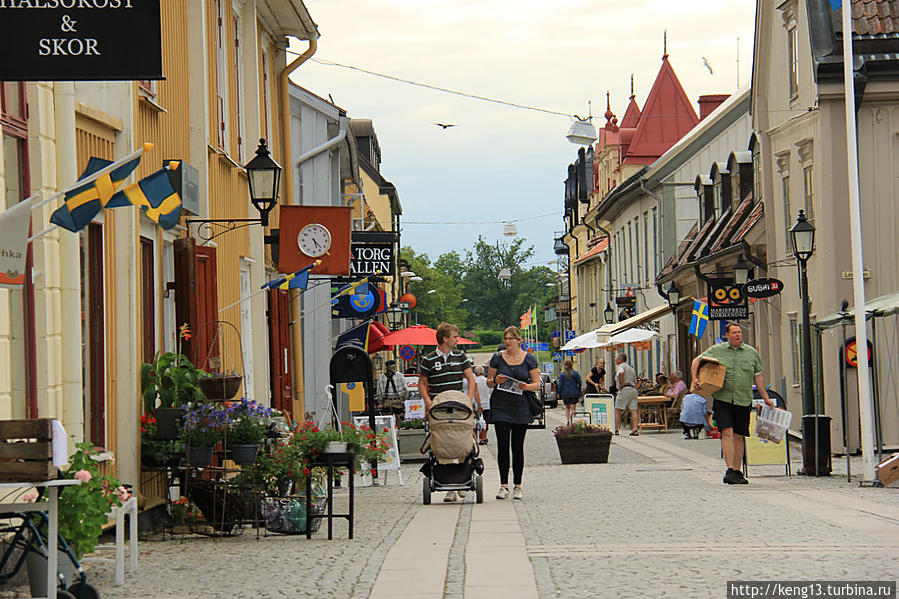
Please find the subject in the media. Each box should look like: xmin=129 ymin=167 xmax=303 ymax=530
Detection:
xmin=297 ymin=223 xmax=332 ymax=257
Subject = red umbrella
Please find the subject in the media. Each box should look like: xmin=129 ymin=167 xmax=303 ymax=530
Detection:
xmin=380 ymin=324 xmax=478 ymax=347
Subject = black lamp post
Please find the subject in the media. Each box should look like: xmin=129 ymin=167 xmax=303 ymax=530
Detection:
xmin=385 ymin=305 xmax=404 ymax=331
xmin=603 ymin=302 xmax=615 ymax=324
xmin=790 ymin=210 xmax=829 ymax=475
xmin=245 ymin=138 xmax=282 ymax=227
xmin=665 ymin=281 xmax=680 ymax=308
xmin=733 ymin=255 xmax=752 ymax=286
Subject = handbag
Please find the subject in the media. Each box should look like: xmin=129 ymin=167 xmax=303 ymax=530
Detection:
xmin=524 ymin=390 xmax=542 ymax=418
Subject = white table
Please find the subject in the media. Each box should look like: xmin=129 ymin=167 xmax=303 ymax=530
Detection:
xmin=0 ymin=479 xmax=81 ymax=598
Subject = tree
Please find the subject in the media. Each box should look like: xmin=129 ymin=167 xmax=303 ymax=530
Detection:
xmin=400 ymin=247 xmax=468 ymax=329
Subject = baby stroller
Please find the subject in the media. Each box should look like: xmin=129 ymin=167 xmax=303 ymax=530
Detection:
xmin=420 ymin=390 xmax=485 ymax=504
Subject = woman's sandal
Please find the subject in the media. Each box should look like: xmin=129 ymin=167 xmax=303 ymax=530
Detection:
xmin=629 ymin=430 xmax=640 ymax=436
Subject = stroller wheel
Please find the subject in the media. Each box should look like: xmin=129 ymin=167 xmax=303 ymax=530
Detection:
xmin=56 ymin=591 xmax=77 ymax=599
xmin=68 ymin=582 xmax=101 ymax=599
xmin=422 ymin=476 xmax=431 ymax=505
xmin=475 ymin=474 xmax=483 ymax=504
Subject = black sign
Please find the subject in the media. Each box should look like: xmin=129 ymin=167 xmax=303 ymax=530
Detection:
xmin=709 ymin=278 xmax=748 ymax=320
xmin=349 ymin=231 xmax=396 ymax=277
xmin=0 ymin=1 xmax=162 ymax=81
xmin=615 ymin=295 xmax=636 ymax=307
xmin=744 ymin=278 xmax=784 ymax=299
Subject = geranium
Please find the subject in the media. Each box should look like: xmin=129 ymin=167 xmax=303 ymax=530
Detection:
xmin=73 ymin=469 xmax=92 ymax=483
xmin=552 ymin=421 xmax=611 ymax=436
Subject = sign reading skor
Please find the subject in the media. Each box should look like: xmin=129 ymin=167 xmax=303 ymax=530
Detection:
xmin=0 ymin=0 xmax=162 ymax=81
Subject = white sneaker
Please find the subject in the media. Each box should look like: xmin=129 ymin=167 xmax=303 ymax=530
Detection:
xmin=496 ymin=486 xmax=510 ymax=500
xmin=512 ymin=487 xmax=523 ymax=500
xmin=443 ymin=491 xmax=458 ymax=502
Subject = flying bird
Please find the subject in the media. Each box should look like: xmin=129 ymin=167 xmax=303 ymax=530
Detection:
xmin=702 ymin=57 xmax=714 ymax=74
xmin=434 ymin=123 xmax=457 ymax=129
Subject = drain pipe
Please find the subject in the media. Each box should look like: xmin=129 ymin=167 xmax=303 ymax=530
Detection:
xmin=593 ymin=215 xmax=613 ymax=313
xmin=280 ymin=37 xmax=318 ymax=205
xmin=295 ymin=116 xmax=348 ymax=168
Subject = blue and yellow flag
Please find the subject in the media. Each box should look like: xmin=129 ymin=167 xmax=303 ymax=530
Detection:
xmin=106 ymin=162 xmax=182 ymax=229
xmin=261 ymin=261 xmax=318 ymax=291
xmin=689 ymin=299 xmax=709 ymax=337
xmin=50 ymin=156 xmax=141 ymax=232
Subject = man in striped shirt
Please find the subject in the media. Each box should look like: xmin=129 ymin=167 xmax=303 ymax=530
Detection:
xmin=419 ymin=322 xmax=476 ymax=414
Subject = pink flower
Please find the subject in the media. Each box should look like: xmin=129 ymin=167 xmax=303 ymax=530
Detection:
xmin=22 ymin=491 xmax=38 ymax=502
xmin=115 ymin=486 xmax=130 ymax=501
xmin=73 ymin=469 xmax=92 ymax=483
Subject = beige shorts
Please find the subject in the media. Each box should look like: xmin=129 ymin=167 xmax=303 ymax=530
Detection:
xmin=615 ymin=386 xmax=638 ymax=411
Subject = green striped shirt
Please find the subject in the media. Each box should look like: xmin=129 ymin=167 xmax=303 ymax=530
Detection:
xmin=420 ymin=349 xmax=472 ymax=395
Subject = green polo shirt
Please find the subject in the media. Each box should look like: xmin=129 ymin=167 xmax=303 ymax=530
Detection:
xmin=699 ymin=341 xmax=764 ymax=407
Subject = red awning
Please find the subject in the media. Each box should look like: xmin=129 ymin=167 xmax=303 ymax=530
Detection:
xmin=380 ymin=325 xmax=478 ymax=346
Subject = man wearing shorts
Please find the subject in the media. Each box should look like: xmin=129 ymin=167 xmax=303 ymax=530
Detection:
xmin=614 ymin=353 xmax=639 ymax=436
xmin=691 ymin=323 xmax=774 ymax=485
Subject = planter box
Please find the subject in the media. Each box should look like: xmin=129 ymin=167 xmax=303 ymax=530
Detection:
xmin=555 ymin=431 xmax=612 ymax=464
xmin=397 ymin=428 xmax=427 ymax=462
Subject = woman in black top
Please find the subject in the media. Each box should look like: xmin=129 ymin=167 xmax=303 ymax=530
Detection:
xmin=486 ymin=325 xmax=540 ymax=501
xmin=585 ymin=358 xmax=606 ymax=395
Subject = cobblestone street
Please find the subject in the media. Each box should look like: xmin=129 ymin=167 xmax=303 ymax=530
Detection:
xmin=78 ymin=406 xmax=897 ymax=598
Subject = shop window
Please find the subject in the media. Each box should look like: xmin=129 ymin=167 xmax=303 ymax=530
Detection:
xmin=789 ymin=315 xmax=800 ymax=386
xmin=803 ymin=165 xmax=814 ymax=222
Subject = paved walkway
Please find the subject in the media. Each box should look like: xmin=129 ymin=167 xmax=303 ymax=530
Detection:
xmin=36 ymin=406 xmax=897 ymax=598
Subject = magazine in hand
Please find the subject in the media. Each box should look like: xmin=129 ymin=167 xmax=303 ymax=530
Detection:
xmin=497 ymin=376 xmax=527 ymax=395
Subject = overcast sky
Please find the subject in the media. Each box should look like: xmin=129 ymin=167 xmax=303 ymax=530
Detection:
xmin=293 ymin=1 xmax=756 ymax=268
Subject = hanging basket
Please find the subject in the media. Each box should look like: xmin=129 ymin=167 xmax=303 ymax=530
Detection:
xmin=198 ymin=375 xmax=243 ymax=400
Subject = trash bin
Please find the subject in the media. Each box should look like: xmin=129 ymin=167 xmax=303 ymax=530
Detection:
xmin=801 ymin=414 xmax=832 ymax=476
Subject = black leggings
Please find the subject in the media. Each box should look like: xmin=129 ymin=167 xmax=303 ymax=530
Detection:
xmin=494 ymin=421 xmax=527 ymax=485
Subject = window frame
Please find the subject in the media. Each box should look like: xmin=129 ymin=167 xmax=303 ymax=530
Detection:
xmin=803 ymin=164 xmax=814 ymax=222
xmin=213 ymin=0 xmax=230 ymax=151
xmin=789 ymin=314 xmax=800 ymax=387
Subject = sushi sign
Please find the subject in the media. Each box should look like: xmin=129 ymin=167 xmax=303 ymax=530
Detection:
xmin=744 ymin=278 xmax=784 ymax=299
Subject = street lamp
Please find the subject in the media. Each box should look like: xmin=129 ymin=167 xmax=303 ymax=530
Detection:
xmin=245 ymin=139 xmax=282 ymax=227
xmin=427 ymin=289 xmax=437 ymax=295
xmin=385 ymin=305 xmax=404 ymax=330
xmin=733 ymin=255 xmax=752 ymax=286
xmin=409 ymin=276 xmax=423 ymax=282
xmin=603 ymin=302 xmax=615 ymax=324
xmin=666 ymin=281 xmax=680 ymax=308
xmin=498 ymin=267 xmax=511 ymax=283
xmin=790 ymin=210 xmax=827 ymax=475
xmin=503 ymin=222 xmax=518 ymax=237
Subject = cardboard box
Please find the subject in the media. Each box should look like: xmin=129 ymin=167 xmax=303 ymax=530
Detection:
xmin=695 ymin=357 xmax=726 ymax=399
xmin=876 ymin=453 xmax=899 ymax=487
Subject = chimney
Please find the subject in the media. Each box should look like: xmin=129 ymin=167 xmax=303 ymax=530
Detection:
xmin=698 ymin=94 xmax=730 ymax=120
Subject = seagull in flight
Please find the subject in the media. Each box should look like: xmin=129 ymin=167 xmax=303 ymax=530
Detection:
xmin=702 ymin=57 xmax=714 ymax=74
xmin=434 ymin=122 xmax=457 ymax=129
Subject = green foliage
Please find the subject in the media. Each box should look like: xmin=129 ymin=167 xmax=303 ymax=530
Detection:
xmin=228 ymin=418 xmax=266 ymax=445
xmin=553 ymin=421 xmax=611 ymax=436
xmin=470 ymin=329 xmax=502 ymax=348
xmin=397 ymin=419 xmax=425 ymax=430
xmin=55 ymin=441 xmax=126 ymax=559
xmin=141 ymin=351 xmax=205 ymax=414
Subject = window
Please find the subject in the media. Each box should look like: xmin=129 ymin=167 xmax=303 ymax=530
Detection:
xmin=634 ymin=216 xmax=641 ymax=283
xmin=789 ymin=315 xmax=800 ymax=386
xmin=643 ymin=212 xmax=650 ymax=284
xmin=260 ymin=45 xmax=271 ymax=142
xmin=803 ymin=165 xmax=814 ymax=222
xmin=232 ymin=10 xmax=245 ymax=162
xmin=752 ymin=145 xmax=762 ymax=203
xmin=213 ymin=0 xmax=229 ymax=150
xmin=788 ymin=25 xmax=799 ymax=98
xmin=652 ymin=207 xmax=658 ymax=275
xmin=782 ymin=175 xmax=791 ymax=250
xmin=713 ymin=180 xmax=722 ymax=221
xmin=628 ymin=221 xmax=634 ymax=285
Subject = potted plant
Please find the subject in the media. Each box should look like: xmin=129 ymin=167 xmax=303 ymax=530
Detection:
xmin=553 ymin=421 xmax=613 ymax=464
xmin=396 ymin=418 xmax=427 ymax=462
xmin=141 ymin=324 xmax=205 ymax=439
xmin=179 ymin=403 xmax=228 ymax=467
xmin=140 ymin=412 xmax=175 ymax=467
xmin=225 ymin=399 xmax=276 ymax=465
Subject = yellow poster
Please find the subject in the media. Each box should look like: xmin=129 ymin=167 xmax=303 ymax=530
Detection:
xmin=583 ymin=394 xmax=615 ymax=430
xmin=745 ymin=411 xmax=788 ymax=466
xmin=342 ymin=382 xmax=366 ymax=412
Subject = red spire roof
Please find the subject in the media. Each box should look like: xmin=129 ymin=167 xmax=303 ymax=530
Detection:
xmin=622 ymin=56 xmax=698 ymax=165
xmin=620 ymin=95 xmax=641 ymax=129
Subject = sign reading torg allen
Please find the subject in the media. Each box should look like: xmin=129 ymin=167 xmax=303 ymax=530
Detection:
xmin=0 ymin=0 xmax=162 ymax=81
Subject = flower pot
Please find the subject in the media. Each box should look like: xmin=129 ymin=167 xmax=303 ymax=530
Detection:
xmin=324 ymin=441 xmax=347 ymax=453
xmin=229 ymin=444 xmax=259 ymax=465
xmin=397 ymin=428 xmax=428 ymax=462
xmin=25 ymin=548 xmax=78 ymax=598
xmin=186 ymin=446 xmax=215 ymax=467
xmin=555 ymin=431 xmax=612 ymax=464
xmin=153 ymin=407 xmax=182 ymax=440
xmin=198 ymin=375 xmax=243 ymax=400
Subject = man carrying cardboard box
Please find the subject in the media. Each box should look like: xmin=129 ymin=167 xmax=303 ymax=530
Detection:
xmin=691 ymin=323 xmax=775 ymax=485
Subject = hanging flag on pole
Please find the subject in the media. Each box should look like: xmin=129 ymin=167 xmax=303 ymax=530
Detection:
xmin=0 ymin=199 xmax=32 ymax=288
xmin=261 ymin=260 xmax=320 ymax=291
xmin=689 ymin=299 xmax=709 ymax=337
xmin=50 ymin=155 xmax=142 ymax=232
xmin=520 ymin=307 xmax=532 ymax=328
xmin=107 ymin=162 xmax=183 ymax=229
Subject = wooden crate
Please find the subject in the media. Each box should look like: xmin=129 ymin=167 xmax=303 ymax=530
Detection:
xmin=876 ymin=453 xmax=899 ymax=487
xmin=0 ymin=419 xmax=55 ymax=482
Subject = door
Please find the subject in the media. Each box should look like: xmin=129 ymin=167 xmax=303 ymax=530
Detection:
xmin=173 ymin=237 xmax=220 ymax=368
xmin=268 ymin=289 xmax=292 ymax=417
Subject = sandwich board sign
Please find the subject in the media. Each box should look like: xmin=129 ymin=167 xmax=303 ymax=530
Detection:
xmin=353 ymin=414 xmax=402 ymax=485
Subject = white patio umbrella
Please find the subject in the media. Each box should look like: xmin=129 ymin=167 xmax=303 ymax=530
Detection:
xmin=599 ymin=328 xmax=657 ymax=346
xmin=560 ymin=329 xmax=603 ymax=350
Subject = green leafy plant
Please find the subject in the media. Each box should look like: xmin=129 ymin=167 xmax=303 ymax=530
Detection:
xmin=225 ymin=399 xmax=276 ymax=446
xmin=397 ymin=419 xmax=425 ymax=430
xmin=140 ymin=324 xmax=205 ymax=413
xmin=552 ymin=421 xmax=611 ymax=436
xmin=178 ymin=403 xmax=228 ymax=447
xmin=140 ymin=413 xmax=173 ymax=466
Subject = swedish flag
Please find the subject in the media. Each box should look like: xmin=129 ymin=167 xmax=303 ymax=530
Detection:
xmin=50 ymin=156 xmax=141 ymax=232
xmin=106 ymin=162 xmax=182 ymax=229
xmin=689 ymin=299 xmax=709 ymax=337
xmin=261 ymin=261 xmax=319 ymax=291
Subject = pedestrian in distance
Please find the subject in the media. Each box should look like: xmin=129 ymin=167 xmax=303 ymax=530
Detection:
xmin=556 ymin=359 xmax=583 ymax=424
xmin=585 ymin=358 xmax=606 ymax=394
xmin=679 ymin=392 xmax=712 ymax=439
xmin=375 ymin=360 xmax=409 ymax=414
xmin=474 ymin=365 xmax=491 ymax=445
xmin=419 ymin=322 xmax=476 ymax=502
xmin=486 ymin=325 xmax=541 ymax=501
xmin=614 ymin=353 xmax=640 ymax=436
xmin=690 ymin=322 xmax=774 ymax=485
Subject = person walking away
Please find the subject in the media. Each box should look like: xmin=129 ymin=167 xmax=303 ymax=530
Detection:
xmin=614 ymin=353 xmax=639 ymax=436
xmin=690 ymin=322 xmax=774 ymax=485
xmin=375 ymin=360 xmax=409 ymax=415
xmin=557 ymin=359 xmax=583 ymax=424
xmin=486 ymin=326 xmax=540 ymax=500
xmin=474 ymin=365 xmax=491 ymax=444
xmin=679 ymin=392 xmax=712 ymax=439
xmin=585 ymin=358 xmax=606 ymax=395
xmin=419 ymin=322 xmax=476 ymax=501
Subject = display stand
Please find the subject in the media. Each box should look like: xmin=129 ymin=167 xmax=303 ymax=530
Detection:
xmin=306 ymin=452 xmax=355 ymax=540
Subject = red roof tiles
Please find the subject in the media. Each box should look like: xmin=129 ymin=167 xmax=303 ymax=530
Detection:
xmin=851 ymin=0 xmax=899 ymax=35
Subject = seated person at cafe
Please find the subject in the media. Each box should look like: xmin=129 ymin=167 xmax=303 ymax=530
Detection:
xmin=665 ymin=371 xmax=687 ymax=401
xmin=654 ymin=373 xmax=669 ymax=395
xmin=679 ymin=393 xmax=712 ymax=439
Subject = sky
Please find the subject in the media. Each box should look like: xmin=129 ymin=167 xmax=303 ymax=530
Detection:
xmin=292 ymin=1 xmax=756 ymax=268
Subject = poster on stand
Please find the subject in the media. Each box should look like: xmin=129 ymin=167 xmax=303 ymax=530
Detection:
xmin=353 ymin=414 xmax=402 ymax=486
xmin=583 ymin=394 xmax=615 ymax=433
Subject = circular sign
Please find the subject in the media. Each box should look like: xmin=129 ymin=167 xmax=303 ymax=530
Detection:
xmin=400 ymin=293 xmax=417 ymax=309
xmin=844 ymin=338 xmax=873 ymax=369
xmin=745 ymin=278 xmax=785 ymax=299
xmin=398 ymin=345 xmax=416 ymax=361
xmin=349 ymin=290 xmax=375 ymax=312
